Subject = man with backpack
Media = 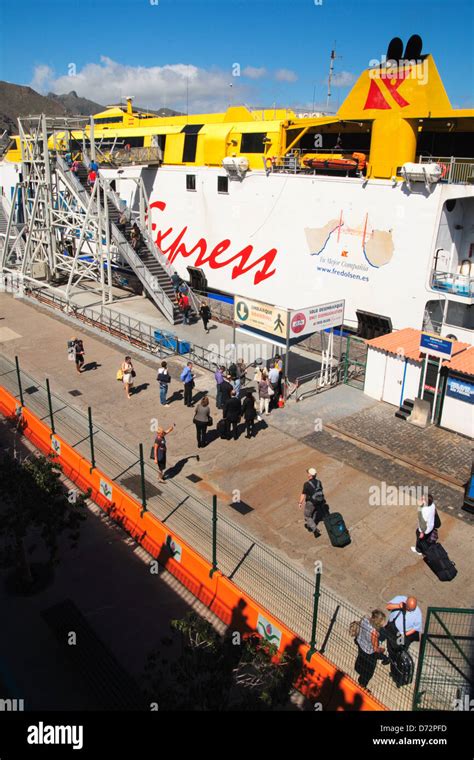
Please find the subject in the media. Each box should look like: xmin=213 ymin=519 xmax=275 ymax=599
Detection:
xmin=157 ymin=360 xmax=171 ymax=405
xmin=298 ymin=467 xmax=328 ymax=538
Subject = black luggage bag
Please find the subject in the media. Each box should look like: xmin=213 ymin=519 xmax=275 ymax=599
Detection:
xmin=324 ymin=511 xmax=351 ymax=548
xmin=424 ymin=543 xmax=457 ymax=581
xmin=217 ymin=419 xmax=228 ymax=439
xmin=390 ymin=648 xmax=415 ymax=687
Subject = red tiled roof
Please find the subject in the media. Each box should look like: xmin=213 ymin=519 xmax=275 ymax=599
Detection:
xmin=367 ymin=328 xmax=472 ymax=370
xmin=443 ymin=346 xmax=474 ymax=377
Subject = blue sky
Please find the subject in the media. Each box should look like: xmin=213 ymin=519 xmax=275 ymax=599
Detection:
xmin=0 ymin=0 xmax=472 ymax=112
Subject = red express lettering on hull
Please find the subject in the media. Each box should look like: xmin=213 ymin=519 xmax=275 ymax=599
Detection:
xmin=150 ymin=200 xmax=277 ymax=285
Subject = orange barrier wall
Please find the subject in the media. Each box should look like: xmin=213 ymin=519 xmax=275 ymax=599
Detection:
xmin=0 ymin=386 xmax=386 ymax=711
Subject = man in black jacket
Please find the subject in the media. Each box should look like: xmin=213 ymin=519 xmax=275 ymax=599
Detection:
xmin=223 ymin=390 xmax=242 ymax=440
xmin=220 ymin=375 xmax=234 ymax=407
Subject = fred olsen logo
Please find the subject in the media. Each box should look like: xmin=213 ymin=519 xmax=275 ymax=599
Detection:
xmin=291 ymin=312 xmax=306 ymax=334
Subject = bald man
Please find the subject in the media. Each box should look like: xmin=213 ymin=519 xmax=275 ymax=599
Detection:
xmin=384 ymin=595 xmax=423 ymax=648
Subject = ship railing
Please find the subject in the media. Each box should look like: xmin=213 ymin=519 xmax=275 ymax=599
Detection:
xmin=112 ymin=146 xmax=163 ymax=166
xmin=431 ymin=269 xmax=474 ymax=298
xmin=418 ymin=156 xmax=474 ymax=184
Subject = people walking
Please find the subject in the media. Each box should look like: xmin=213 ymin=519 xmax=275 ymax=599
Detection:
xmin=193 ymin=396 xmax=212 ymax=448
xmin=180 ymin=292 xmax=191 ymax=324
xmin=411 ymin=492 xmax=438 ymax=556
xmin=121 ymin=355 xmax=135 ymax=399
xmin=242 ymin=391 xmax=257 ymax=438
xmin=72 ymin=337 xmax=85 ymax=373
xmin=223 ymin=390 xmax=242 ymax=440
xmin=199 ymin=301 xmax=212 ymax=333
xmin=215 ymin=365 xmax=225 ymax=410
xmin=153 ymin=425 xmax=175 ymax=482
xmin=236 ymin=358 xmax=247 ymax=388
xmin=258 ymin=370 xmax=272 ymax=416
xmin=354 ymin=610 xmax=388 ymax=691
xmin=157 ymin=360 xmax=171 ymax=405
xmin=180 ymin=361 xmax=195 ymax=407
xmin=298 ymin=467 xmax=328 ymax=537
xmin=117 ymin=208 xmax=128 ymax=235
xmin=87 ymin=168 xmax=97 ymax=190
xmin=268 ymin=364 xmax=280 ymax=409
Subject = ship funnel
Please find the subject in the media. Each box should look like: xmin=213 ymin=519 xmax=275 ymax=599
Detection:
xmin=386 ymin=37 xmax=403 ymax=62
xmin=403 ymin=34 xmax=423 ymax=61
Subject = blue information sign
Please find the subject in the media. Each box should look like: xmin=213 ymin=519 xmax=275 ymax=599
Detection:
xmin=420 ymin=332 xmax=453 ymax=359
xmin=445 ymin=376 xmax=474 ymax=404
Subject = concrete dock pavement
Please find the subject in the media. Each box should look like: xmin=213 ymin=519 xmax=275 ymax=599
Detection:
xmin=0 ymin=290 xmax=473 ymax=625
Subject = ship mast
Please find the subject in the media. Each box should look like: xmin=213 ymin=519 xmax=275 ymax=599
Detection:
xmin=326 ymin=44 xmax=341 ymax=112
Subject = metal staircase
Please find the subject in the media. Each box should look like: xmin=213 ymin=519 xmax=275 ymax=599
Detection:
xmin=57 ymin=158 xmax=185 ymax=325
xmin=0 ymin=195 xmax=26 ymax=267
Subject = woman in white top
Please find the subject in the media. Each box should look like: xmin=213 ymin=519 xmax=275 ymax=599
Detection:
xmin=412 ymin=492 xmax=437 ymax=556
xmin=121 ymin=355 xmax=135 ymax=399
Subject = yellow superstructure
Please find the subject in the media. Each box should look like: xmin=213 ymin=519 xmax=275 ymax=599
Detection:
xmin=4 ymin=53 xmax=474 ymax=179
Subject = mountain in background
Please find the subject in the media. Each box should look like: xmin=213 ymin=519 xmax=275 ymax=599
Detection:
xmin=0 ymin=81 xmax=181 ymax=134
xmin=47 ymin=90 xmax=105 ymax=116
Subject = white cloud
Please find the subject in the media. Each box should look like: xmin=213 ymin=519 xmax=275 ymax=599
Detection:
xmin=30 ymin=65 xmax=55 ymax=93
xmin=30 ymin=57 xmax=251 ymax=112
xmin=330 ymin=71 xmax=356 ymax=88
xmin=242 ymin=66 xmax=267 ymax=79
xmin=275 ymin=68 xmax=298 ymax=83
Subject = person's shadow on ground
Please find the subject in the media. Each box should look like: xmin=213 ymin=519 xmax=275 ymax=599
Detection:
xmin=132 ymin=383 xmax=150 ymax=395
xmin=167 ymin=390 xmax=183 ymax=404
xmin=165 ymin=454 xmax=200 ymax=480
xmin=192 ymin=390 xmax=209 ymax=404
xmin=82 ymin=362 xmax=101 ymax=372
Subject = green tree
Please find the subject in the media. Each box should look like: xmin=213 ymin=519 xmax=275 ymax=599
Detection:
xmin=0 ymin=451 xmax=87 ymax=593
xmin=143 ymin=611 xmax=302 ymax=710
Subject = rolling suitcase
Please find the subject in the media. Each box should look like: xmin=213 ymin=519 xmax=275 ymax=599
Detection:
xmin=390 ymin=647 xmax=414 ymax=687
xmin=424 ymin=543 xmax=457 ymax=581
xmin=324 ymin=512 xmax=351 ymax=548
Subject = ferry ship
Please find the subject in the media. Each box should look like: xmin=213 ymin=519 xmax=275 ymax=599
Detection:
xmin=1 ymin=36 xmax=473 ymax=342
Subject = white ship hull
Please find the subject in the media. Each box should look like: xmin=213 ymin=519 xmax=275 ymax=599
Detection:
xmin=107 ymin=164 xmax=474 ymax=341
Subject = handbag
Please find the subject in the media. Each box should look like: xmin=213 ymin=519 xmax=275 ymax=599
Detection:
xmin=131 ymin=369 xmax=136 ymax=378
xmin=349 ymin=619 xmax=362 ymax=639
xmin=116 ymin=368 xmax=123 ymax=381
xmin=207 ymin=416 xmax=213 ymax=426
xmin=434 ymin=510 xmax=441 ymax=529
xmin=267 ymin=385 xmax=274 ymax=396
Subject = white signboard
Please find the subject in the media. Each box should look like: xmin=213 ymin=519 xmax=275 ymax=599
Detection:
xmin=289 ymin=300 xmax=345 ymax=339
xmin=234 ymin=296 xmax=288 ymax=340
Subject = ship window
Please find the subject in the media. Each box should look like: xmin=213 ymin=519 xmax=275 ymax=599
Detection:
xmin=240 ymin=132 xmax=266 ymax=153
xmin=446 ymin=199 xmax=456 ymax=213
xmin=183 ymin=134 xmax=198 ymax=163
xmin=94 ymin=116 xmax=123 ymax=124
xmin=186 ymin=174 xmax=196 ymax=191
xmin=217 ymin=176 xmax=228 ymax=193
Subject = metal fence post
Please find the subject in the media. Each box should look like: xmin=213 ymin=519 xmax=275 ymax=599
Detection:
xmin=14 ymin=355 xmax=24 ymax=406
xmin=306 ymin=565 xmax=322 ymax=661
xmin=343 ymin=335 xmax=350 ymax=384
xmin=88 ymin=406 xmax=96 ymax=471
xmin=45 ymin=378 xmax=55 ymax=435
xmin=210 ymin=494 xmax=218 ymax=577
xmin=139 ymin=443 xmax=147 ymax=516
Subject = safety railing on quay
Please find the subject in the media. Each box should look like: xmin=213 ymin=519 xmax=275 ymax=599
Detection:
xmin=0 ymin=274 xmax=230 ymax=371
xmin=0 ymin=351 xmax=437 ymax=712
xmin=290 ymin=363 xmax=343 ymax=402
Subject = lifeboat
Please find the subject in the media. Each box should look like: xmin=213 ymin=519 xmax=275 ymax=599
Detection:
xmin=302 ymin=152 xmax=366 ymax=173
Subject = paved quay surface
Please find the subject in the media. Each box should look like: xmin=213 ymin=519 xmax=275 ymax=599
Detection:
xmin=1 ymin=292 xmax=472 ymax=618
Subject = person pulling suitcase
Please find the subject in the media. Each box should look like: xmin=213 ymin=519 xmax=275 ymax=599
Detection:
xmin=298 ymin=468 xmax=328 ymax=538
